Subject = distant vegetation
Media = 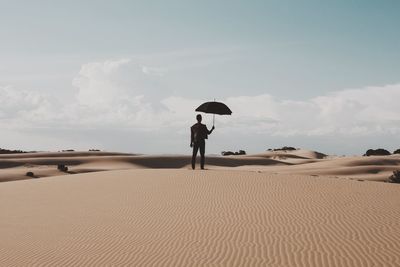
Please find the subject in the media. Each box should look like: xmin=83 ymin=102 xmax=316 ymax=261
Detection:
xmin=364 ymin=149 xmax=391 ymax=156
xmin=61 ymin=149 xmax=75 ymax=152
xmin=388 ymin=170 xmax=400 ymax=183
xmin=57 ymin=164 xmax=69 ymax=172
xmin=393 ymin=149 xmax=400 ymax=154
xmin=26 ymin=171 xmax=35 ymax=178
xmin=267 ymin=146 xmax=297 ymax=152
xmin=89 ymin=149 xmax=101 ymax=152
xmin=0 ymin=148 xmax=29 ymax=154
xmin=221 ymin=150 xmax=246 ymax=156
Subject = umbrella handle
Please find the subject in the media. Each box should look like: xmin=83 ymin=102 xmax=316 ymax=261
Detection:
xmin=213 ymin=98 xmax=216 ymax=127
xmin=213 ymin=114 xmax=215 ymax=127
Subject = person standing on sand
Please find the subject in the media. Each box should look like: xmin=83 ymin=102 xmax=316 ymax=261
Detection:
xmin=190 ymin=114 xmax=215 ymax=170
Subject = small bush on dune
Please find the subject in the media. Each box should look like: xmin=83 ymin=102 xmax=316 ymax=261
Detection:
xmin=0 ymin=148 xmax=28 ymax=154
xmin=364 ymin=149 xmax=391 ymax=156
xmin=267 ymin=146 xmax=297 ymax=152
xmin=237 ymin=150 xmax=246 ymax=155
xmin=388 ymin=170 xmax=400 ymax=183
xmin=275 ymin=146 xmax=297 ymax=151
xmin=393 ymin=149 xmax=400 ymax=154
xmin=26 ymin=171 xmax=35 ymax=177
xmin=221 ymin=150 xmax=246 ymax=156
xmin=57 ymin=164 xmax=68 ymax=172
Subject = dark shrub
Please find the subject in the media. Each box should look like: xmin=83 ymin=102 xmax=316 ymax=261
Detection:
xmin=222 ymin=150 xmax=246 ymax=156
xmin=0 ymin=148 xmax=28 ymax=154
xmin=274 ymin=146 xmax=297 ymax=151
xmin=388 ymin=170 xmax=400 ymax=183
xmin=57 ymin=164 xmax=68 ymax=172
xmin=364 ymin=149 xmax=391 ymax=156
xmin=268 ymin=146 xmax=297 ymax=152
xmin=238 ymin=150 xmax=246 ymax=155
xmin=89 ymin=149 xmax=101 ymax=152
xmin=26 ymin=171 xmax=34 ymax=177
xmin=393 ymin=149 xmax=400 ymax=154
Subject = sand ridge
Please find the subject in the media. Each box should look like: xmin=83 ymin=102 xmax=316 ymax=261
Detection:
xmin=1 ymin=169 xmax=400 ymax=266
xmin=1 ymin=150 xmax=399 ymax=183
xmin=0 ymin=151 xmax=289 ymax=182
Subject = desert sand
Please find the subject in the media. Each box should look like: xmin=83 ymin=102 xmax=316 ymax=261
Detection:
xmin=1 ymin=150 xmax=400 ymax=266
xmin=1 ymin=149 xmax=400 ymax=183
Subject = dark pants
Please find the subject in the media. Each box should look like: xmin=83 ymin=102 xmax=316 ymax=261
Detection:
xmin=192 ymin=140 xmax=205 ymax=169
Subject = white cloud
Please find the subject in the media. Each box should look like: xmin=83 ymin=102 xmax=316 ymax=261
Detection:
xmin=218 ymin=84 xmax=400 ymax=136
xmin=2 ymin=58 xmax=400 ymax=153
xmin=141 ymin=66 xmax=166 ymax=76
xmin=0 ymin=86 xmax=45 ymax=116
xmin=72 ymin=59 xmax=168 ymax=108
xmin=309 ymin=84 xmax=400 ymax=135
xmin=0 ymin=85 xmax=58 ymax=128
xmin=73 ymin=59 xmax=142 ymax=107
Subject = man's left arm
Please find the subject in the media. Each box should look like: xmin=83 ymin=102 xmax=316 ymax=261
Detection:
xmin=190 ymin=127 xmax=194 ymax=147
xmin=207 ymin=125 xmax=215 ymax=135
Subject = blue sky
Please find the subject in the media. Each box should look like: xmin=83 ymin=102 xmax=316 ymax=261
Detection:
xmin=1 ymin=0 xmax=399 ymax=154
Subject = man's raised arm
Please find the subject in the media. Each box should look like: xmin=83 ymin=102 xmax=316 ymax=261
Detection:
xmin=190 ymin=127 xmax=194 ymax=147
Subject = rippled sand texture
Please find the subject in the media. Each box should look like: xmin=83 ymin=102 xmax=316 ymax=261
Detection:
xmin=1 ymin=169 xmax=400 ymax=266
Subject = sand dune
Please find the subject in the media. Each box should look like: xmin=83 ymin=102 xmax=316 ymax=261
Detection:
xmin=0 ymin=152 xmax=289 ymax=182
xmin=0 ymin=151 xmax=132 ymax=159
xmin=1 ymin=150 xmax=399 ymax=183
xmin=1 ymin=169 xmax=399 ymax=266
xmin=250 ymin=149 xmax=327 ymax=160
xmin=241 ymin=154 xmax=400 ymax=182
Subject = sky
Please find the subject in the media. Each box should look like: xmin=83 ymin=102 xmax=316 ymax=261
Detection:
xmin=0 ymin=0 xmax=400 ymax=155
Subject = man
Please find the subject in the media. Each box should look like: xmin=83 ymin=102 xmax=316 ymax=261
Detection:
xmin=190 ymin=114 xmax=215 ymax=170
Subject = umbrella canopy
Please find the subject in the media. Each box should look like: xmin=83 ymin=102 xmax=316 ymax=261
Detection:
xmin=195 ymin=101 xmax=232 ymax=126
xmin=195 ymin=101 xmax=232 ymax=115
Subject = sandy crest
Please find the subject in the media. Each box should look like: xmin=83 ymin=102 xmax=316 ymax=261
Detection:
xmin=235 ymin=154 xmax=400 ymax=182
xmin=1 ymin=169 xmax=400 ymax=266
xmin=2 ymin=150 xmax=400 ymax=183
xmin=0 ymin=151 xmax=289 ymax=182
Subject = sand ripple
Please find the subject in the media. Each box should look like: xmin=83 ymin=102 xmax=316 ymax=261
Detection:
xmin=1 ymin=170 xmax=400 ymax=266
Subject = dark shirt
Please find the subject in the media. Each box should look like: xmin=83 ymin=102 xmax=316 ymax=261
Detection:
xmin=191 ymin=123 xmax=211 ymax=143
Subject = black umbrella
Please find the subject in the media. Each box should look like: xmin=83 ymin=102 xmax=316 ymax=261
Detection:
xmin=195 ymin=100 xmax=232 ymax=126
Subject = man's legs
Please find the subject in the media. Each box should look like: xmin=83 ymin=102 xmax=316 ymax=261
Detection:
xmin=191 ymin=143 xmax=199 ymax=169
xmin=199 ymin=141 xmax=205 ymax=169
